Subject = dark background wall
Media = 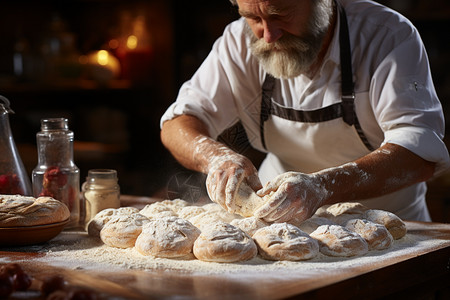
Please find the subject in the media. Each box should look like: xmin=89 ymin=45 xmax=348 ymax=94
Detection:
xmin=0 ymin=0 xmax=449 ymax=221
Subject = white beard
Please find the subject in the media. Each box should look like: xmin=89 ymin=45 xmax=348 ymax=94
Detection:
xmin=246 ymin=0 xmax=334 ymax=79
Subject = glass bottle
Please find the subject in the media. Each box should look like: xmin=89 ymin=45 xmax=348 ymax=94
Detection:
xmin=82 ymin=169 xmax=120 ymax=229
xmin=0 ymin=95 xmax=32 ymax=196
xmin=32 ymin=118 xmax=80 ymax=228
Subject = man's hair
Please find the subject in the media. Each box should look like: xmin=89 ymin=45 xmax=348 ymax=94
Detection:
xmin=229 ymin=0 xmax=237 ymax=6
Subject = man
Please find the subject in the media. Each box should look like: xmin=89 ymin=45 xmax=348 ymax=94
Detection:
xmin=160 ymin=0 xmax=449 ymax=223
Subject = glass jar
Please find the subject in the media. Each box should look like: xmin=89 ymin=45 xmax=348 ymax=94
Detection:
xmin=32 ymin=118 xmax=80 ymax=228
xmin=82 ymin=169 xmax=120 ymax=229
xmin=0 ymin=95 xmax=32 ymax=196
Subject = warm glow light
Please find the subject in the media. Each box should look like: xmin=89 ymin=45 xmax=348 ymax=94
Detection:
xmin=127 ymin=35 xmax=138 ymax=50
xmin=97 ymin=50 xmax=109 ymax=66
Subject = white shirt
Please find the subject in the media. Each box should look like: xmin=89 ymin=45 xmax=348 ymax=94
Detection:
xmin=161 ymin=0 xmax=450 ymax=219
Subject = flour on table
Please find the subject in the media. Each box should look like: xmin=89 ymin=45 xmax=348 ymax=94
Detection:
xmin=10 ymin=223 xmax=447 ymax=279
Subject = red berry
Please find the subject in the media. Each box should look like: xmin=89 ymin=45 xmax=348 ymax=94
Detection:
xmin=0 ymin=271 xmax=13 ymax=298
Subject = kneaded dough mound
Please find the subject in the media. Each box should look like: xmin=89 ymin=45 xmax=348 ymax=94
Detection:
xmin=87 ymin=207 xmax=139 ymax=237
xmin=177 ymin=206 xmax=206 ymax=221
xmin=252 ymin=223 xmax=319 ymax=261
xmin=100 ymin=213 xmax=149 ymax=248
xmin=135 ymin=216 xmax=200 ymax=258
xmin=232 ymin=182 xmax=267 ymax=217
xmin=310 ymin=225 xmax=369 ymax=257
xmin=0 ymin=195 xmax=70 ymax=227
xmin=345 ymin=219 xmax=393 ymax=250
xmin=139 ymin=203 xmax=178 ymax=219
xmin=230 ymin=216 xmax=268 ymax=237
xmin=159 ymin=199 xmax=190 ymax=213
xmin=193 ymin=222 xmax=257 ymax=263
xmin=294 ymin=216 xmax=336 ymax=234
xmin=363 ymin=209 xmax=407 ymax=240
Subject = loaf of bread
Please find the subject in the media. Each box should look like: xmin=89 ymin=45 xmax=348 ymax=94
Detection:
xmin=87 ymin=207 xmax=140 ymax=237
xmin=193 ymin=222 xmax=257 ymax=263
xmin=0 ymin=194 xmax=70 ymax=227
xmin=345 ymin=219 xmax=393 ymax=250
xmin=252 ymin=223 xmax=319 ymax=261
xmin=310 ymin=224 xmax=369 ymax=257
xmin=100 ymin=213 xmax=150 ymax=248
xmin=135 ymin=216 xmax=200 ymax=258
xmin=362 ymin=209 xmax=407 ymax=239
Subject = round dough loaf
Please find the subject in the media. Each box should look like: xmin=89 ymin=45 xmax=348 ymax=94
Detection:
xmin=294 ymin=216 xmax=336 ymax=234
xmin=178 ymin=206 xmax=206 ymax=221
xmin=159 ymin=199 xmax=190 ymax=213
xmin=100 ymin=213 xmax=149 ymax=248
xmin=193 ymin=222 xmax=257 ymax=263
xmin=87 ymin=207 xmax=140 ymax=237
xmin=362 ymin=209 xmax=407 ymax=240
xmin=252 ymin=223 xmax=319 ymax=261
xmin=139 ymin=203 xmax=178 ymax=219
xmin=326 ymin=202 xmax=369 ymax=216
xmin=321 ymin=202 xmax=370 ymax=225
xmin=310 ymin=225 xmax=369 ymax=257
xmin=0 ymin=194 xmax=70 ymax=227
xmin=345 ymin=219 xmax=393 ymax=250
xmin=135 ymin=216 xmax=200 ymax=258
xmin=189 ymin=211 xmax=228 ymax=231
xmin=230 ymin=216 xmax=268 ymax=237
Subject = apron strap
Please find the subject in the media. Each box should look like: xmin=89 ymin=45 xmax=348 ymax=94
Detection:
xmin=337 ymin=2 xmax=375 ymax=151
xmin=259 ymin=0 xmax=375 ymax=152
xmin=260 ymin=74 xmax=275 ymax=150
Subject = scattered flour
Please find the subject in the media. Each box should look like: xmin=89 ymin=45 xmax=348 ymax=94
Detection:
xmin=6 ymin=222 xmax=446 ymax=280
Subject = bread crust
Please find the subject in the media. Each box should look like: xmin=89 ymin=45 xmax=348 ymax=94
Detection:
xmin=100 ymin=213 xmax=149 ymax=248
xmin=135 ymin=216 xmax=200 ymax=258
xmin=310 ymin=225 xmax=369 ymax=257
xmin=193 ymin=222 xmax=257 ymax=263
xmin=363 ymin=209 xmax=407 ymax=239
xmin=345 ymin=219 xmax=393 ymax=250
xmin=0 ymin=195 xmax=70 ymax=227
xmin=252 ymin=223 xmax=319 ymax=261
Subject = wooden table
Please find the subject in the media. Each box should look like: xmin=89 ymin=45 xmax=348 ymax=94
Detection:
xmin=1 ymin=197 xmax=449 ymax=300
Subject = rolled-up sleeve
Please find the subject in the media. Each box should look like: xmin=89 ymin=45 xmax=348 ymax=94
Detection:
xmin=370 ymin=25 xmax=450 ymax=175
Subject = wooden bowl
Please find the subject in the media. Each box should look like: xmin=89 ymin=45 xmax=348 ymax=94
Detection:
xmin=0 ymin=219 xmax=69 ymax=247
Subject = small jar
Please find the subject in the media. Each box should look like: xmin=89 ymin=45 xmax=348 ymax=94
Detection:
xmin=82 ymin=169 xmax=120 ymax=229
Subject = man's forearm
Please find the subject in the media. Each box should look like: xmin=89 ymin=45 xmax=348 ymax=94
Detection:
xmin=316 ymin=143 xmax=436 ymax=205
xmin=160 ymin=114 xmax=226 ymax=174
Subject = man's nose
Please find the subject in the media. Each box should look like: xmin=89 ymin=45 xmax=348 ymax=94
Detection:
xmin=263 ymin=20 xmax=283 ymax=43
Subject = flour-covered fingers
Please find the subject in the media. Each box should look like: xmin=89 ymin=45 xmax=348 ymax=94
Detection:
xmin=253 ymin=189 xmax=287 ymax=219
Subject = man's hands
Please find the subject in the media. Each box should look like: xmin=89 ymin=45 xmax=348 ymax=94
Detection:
xmin=254 ymin=172 xmax=328 ymax=223
xmin=205 ymin=148 xmax=262 ymax=213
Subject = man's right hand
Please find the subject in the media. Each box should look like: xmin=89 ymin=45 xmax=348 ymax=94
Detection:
xmin=205 ymin=145 xmax=262 ymax=213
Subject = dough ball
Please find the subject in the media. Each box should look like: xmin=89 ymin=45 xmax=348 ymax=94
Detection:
xmin=310 ymin=225 xmax=369 ymax=257
xmin=159 ymin=199 xmax=190 ymax=213
xmin=345 ymin=219 xmax=393 ymax=250
xmin=326 ymin=202 xmax=369 ymax=216
xmin=0 ymin=195 xmax=70 ymax=227
xmin=189 ymin=211 xmax=229 ymax=231
xmin=177 ymin=206 xmax=206 ymax=221
xmin=135 ymin=216 xmax=200 ymax=258
xmin=139 ymin=202 xmax=178 ymax=219
xmin=230 ymin=216 xmax=269 ymax=237
xmin=193 ymin=222 xmax=257 ymax=263
xmin=294 ymin=216 xmax=336 ymax=234
xmin=252 ymin=223 xmax=319 ymax=261
xmin=362 ymin=209 xmax=407 ymax=239
xmin=87 ymin=207 xmax=139 ymax=237
xmin=100 ymin=213 xmax=149 ymax=248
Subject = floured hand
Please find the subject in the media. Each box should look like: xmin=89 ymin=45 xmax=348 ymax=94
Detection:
xmin=205 ymin=149 xmax=261 ymax=213
xmin=255 ymin=172 xmax=329 ymax=223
